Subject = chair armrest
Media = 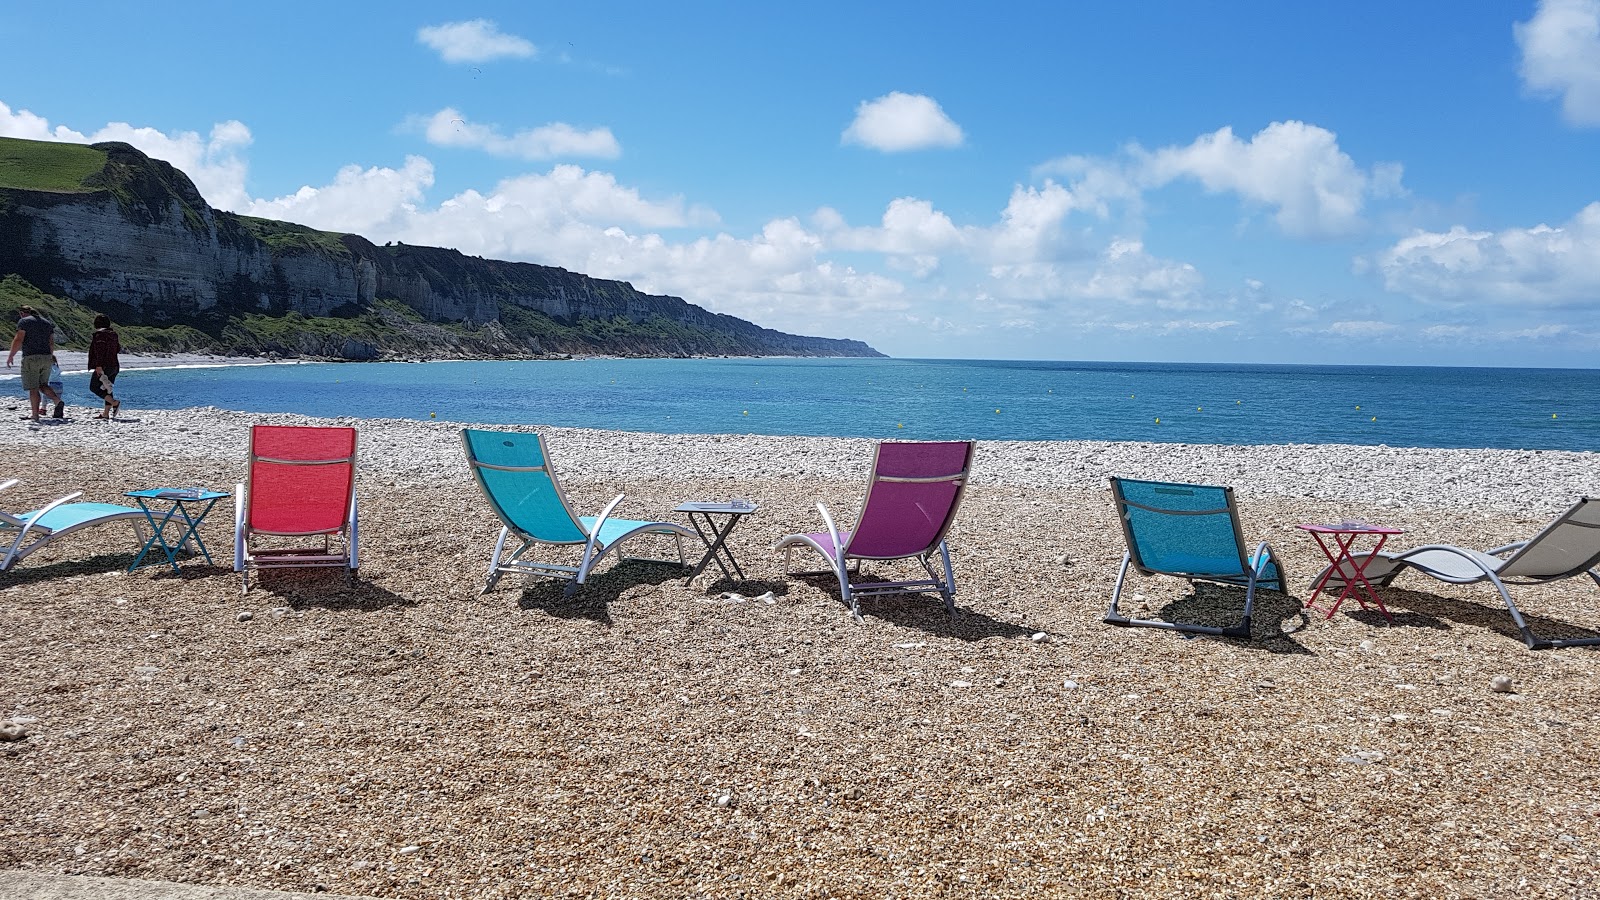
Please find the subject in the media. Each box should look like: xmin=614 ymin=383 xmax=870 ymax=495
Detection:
xmin=817 ymin=502 xmax=844 ymax=562
xmin=1486 ymin=541 xmax=1526 ymax=557
xmin=586 ymin=494 xmax=626 ymax=553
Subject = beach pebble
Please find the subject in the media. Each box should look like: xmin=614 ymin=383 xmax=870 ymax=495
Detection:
xmin=1054 ymin=555 xmax=1072 ymax=567
xmin=1062 ymin=680 xmax=1080 ymax=690
xmin=950 ymin=680 xmax=973 ymax=688
xmin=237 ymin=611 xmax=253 ymax=622
xmin=0 ymin=723 xmax=27 ymax=742
xmin=1030 ymin=632 xmax=1049 ymax=643
xmin=397 ymin=845 xmax=421 ymax=855
xmin=1489 ymin=675 xmax=1514 ymax=693
xmin=715 ymin=793 xmax=734 ymax=808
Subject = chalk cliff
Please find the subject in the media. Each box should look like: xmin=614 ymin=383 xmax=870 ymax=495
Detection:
xmin=0 ymin=138 xmax=883 ymax=359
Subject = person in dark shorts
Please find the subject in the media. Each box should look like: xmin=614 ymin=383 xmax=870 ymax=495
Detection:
xmin=6 ymin=305 xmax=65 ymax=422
xmin=88 ymin=313 xmax=122 ymax=419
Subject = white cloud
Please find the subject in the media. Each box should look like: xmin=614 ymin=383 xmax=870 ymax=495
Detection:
xmin=244 ymin=156 xmax=435 ymax=237
xmin=0 ymin=100 xmax=253 ymax=209
xmin=1143 ymin=121 xmax=1384 ymax=238
xmin=1327 ymin=320 xmax=1399 ymax=339
xmin=1515 ymin=0 xmax=1600 ymax=127
xmin=417 ymin=19 xmax=535 ymax=63
xmin=841 ymin=92 xmax=964 ymax=152
xmin=416 ymin=108 xmax=620 ymax=160
xmin=1375 ymin=202 xmax=1600 ymax=307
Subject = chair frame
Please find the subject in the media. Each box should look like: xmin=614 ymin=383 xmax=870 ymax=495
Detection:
xmin=1 ymin=478 xmax=150 ymax=571
xmin=1326 ymin=497 xmax=1600 ymax=650
xmin=777 ymin=441 xmax=974 ymax=621
xmin=232 ymin=426 xmax=359 ymax=593
xmin=463 ymin=430 xmax=690 ymax=597
xmin=1105 ymin=476 xmax=1287 ymax=639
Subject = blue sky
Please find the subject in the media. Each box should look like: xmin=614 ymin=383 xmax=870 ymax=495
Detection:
xmin=3 ymin=1 xmax=1599 ymax=367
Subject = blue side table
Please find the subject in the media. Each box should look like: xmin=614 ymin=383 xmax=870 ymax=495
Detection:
xmin=125 ymin=488 xmax=231 ymax=574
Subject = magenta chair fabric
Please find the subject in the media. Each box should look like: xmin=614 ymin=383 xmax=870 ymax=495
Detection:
xmin=846 ymin=441 xmax=972 ymax=559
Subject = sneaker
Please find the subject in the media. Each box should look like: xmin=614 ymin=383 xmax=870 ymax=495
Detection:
xmin=51 ymin=402 xmax=65 ymax=419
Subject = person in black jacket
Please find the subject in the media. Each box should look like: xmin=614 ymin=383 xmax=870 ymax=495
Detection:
xmin=87 ymin=313 xmax=122 ymax=419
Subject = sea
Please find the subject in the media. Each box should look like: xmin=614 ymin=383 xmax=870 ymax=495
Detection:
xmin=44 ymin=357 xmax=1600 ymax=451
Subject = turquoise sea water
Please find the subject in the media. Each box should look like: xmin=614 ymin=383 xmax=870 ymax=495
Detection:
xmin=54 ymin=357 xmax=1600 ymax=451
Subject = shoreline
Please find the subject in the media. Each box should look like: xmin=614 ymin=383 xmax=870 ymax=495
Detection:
xmin=2 ymin=407 xmax=1596 ymax=516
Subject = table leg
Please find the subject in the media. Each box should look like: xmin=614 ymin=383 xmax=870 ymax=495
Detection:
xmin=687 ymin=512 xmax=745 ymax=580
xmin=127 ymin=499 xmax=185 ymax=574
xmin=1309 ymin=533 xmax=1394 ymax=623
xmin=170 ymin=497 xmax=220 ymax=565
xmin=1335 ymin=534 xmax=1394 ymax=622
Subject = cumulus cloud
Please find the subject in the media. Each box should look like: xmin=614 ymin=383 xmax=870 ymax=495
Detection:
xmin=417 ymin=19 xmax=536 ymax=63
xmin=1515 ymin=0 xmax=1600 ymax=126
xmin=243 ymin=156 xmax=436 ymax=238
xmin=415 ymin=108 xmax=620 ymax=160
xmin=1143 ymin=121 xmax=1382 ymax=238
xmin=0 ymin=100 xmax=253 ymax=209
xmin=1036 ymin=121 xmax=1402 ymax=239
xmin=1374 ymin=202 xmax=1600 ymax=307
xmin=841 ymin=92 xmax=964 ymax=152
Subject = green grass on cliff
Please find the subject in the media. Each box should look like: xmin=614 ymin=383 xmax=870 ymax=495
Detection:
xmin=0 ymin=137 xmax=107 ymax=193
xmin=235 ymin=216 xmax=352 ymax=257
xmin=0 ymin=275 xmax=207 ymax=352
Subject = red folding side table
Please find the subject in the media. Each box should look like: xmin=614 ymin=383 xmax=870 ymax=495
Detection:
xmin=1297 ymin=521 xmax=1405 ymax=622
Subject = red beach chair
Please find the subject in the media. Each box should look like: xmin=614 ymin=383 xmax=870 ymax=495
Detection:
xmin=233 ymin=425 xmax=359 ymax=592
xmin=774 ymin=440 xmax=975 ymax=620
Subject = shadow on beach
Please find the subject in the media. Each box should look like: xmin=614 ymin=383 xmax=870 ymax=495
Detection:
xmin=1378 ymin=587 xmax=1600 ymax=647
xmin=248 ymin=570 xmax=415 ymax=611
xmin=512 ymin=560 xmax=694 ymax=625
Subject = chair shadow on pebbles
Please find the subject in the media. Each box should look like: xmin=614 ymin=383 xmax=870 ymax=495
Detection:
xmin=513 ymin=560 xmax=692 ymax=625
xmin=782 ymin=567 xmax=1032 ymax=640
xmin=1135 ymin=582 xmax=1313 ymax=654
xmin=253 ymin=569 xmax=415 ymax=612
xmin=1366 ymin=586 xmax=1600 ymax=647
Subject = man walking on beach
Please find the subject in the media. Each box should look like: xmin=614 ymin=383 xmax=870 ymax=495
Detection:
xmin=6 ymin=305 xmax=65 ymax=422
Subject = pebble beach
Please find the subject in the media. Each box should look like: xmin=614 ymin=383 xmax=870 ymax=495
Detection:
xmin=3 ymin=391 xmax=1599 ymax=898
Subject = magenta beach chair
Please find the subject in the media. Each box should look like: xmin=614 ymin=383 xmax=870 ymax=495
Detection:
xmin=774 ymin=440 xmax=975 ymax=620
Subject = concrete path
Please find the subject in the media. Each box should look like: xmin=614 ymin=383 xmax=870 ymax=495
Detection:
xmin=0 ymin=871 xmax=382 ymax=900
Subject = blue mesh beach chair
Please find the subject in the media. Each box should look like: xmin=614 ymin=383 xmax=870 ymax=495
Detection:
xmin=461 ymin=429 xmax=692 ymax=596
xmin=1 ymin=478 xmax=149 ymax=571
xmin=1105 ymin=477 xmax=1287 ymax=639
xmin=1310 ymin=497 xmax=1600 ymax=650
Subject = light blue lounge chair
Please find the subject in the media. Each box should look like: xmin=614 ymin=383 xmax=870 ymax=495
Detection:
xmin=461 ymin=429 xmax=692 ymax=596
xmin=1105 ymin=476 xmax=1287 ymax=639
xmin=1311 ymin=496 xmax=1600 ymax=650
xmin=1 ymin=478 xmax=150 ymax=571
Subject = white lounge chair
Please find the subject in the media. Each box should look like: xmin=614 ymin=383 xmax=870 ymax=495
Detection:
xmin=1 ymin=478 xmax=149 ymax=571
xmin=1311 ymin=497 xmax=1600 ymax=649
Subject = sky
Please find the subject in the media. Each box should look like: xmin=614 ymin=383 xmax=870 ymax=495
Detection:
xmin=2 ymin=1 xmax=1599 ymax=367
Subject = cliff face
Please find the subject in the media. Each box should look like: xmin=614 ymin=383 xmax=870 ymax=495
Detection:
xmin=0 ymin=140 xmax=882 ymax=359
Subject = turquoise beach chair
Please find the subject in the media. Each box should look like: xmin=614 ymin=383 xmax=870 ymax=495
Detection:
xmin=1 ymin=478 xmax=150 ymax=571
xmin=1105 ymin=476 xmax=1287 ymax=639
xmin=461 ymin=429 xmax=692 ymax=596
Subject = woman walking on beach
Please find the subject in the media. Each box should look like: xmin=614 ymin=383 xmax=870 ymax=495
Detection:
xmin=87 ymin=313 xmax=121 ymax=419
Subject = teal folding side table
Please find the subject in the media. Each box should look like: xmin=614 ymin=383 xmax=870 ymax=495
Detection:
xmin=125 ymin=488 xmax=231 ymax=573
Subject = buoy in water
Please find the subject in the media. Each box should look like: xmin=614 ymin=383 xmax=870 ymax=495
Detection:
xmin=430 ymin=412 xmax=437 ymax=418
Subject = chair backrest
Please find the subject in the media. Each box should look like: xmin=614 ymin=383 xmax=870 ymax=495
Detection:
xmin=461 ymin=429 xmax=589 ymax=545
xmin=1110 ymin=477 xmax=1251 ymax=579
xmin=1498 ymin=496 xmax=1600 ymax=578
xmin=843 ymin=441 xmax=975 ymax=560
xmin=247 ymin=425 xmax=358 ymax=536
